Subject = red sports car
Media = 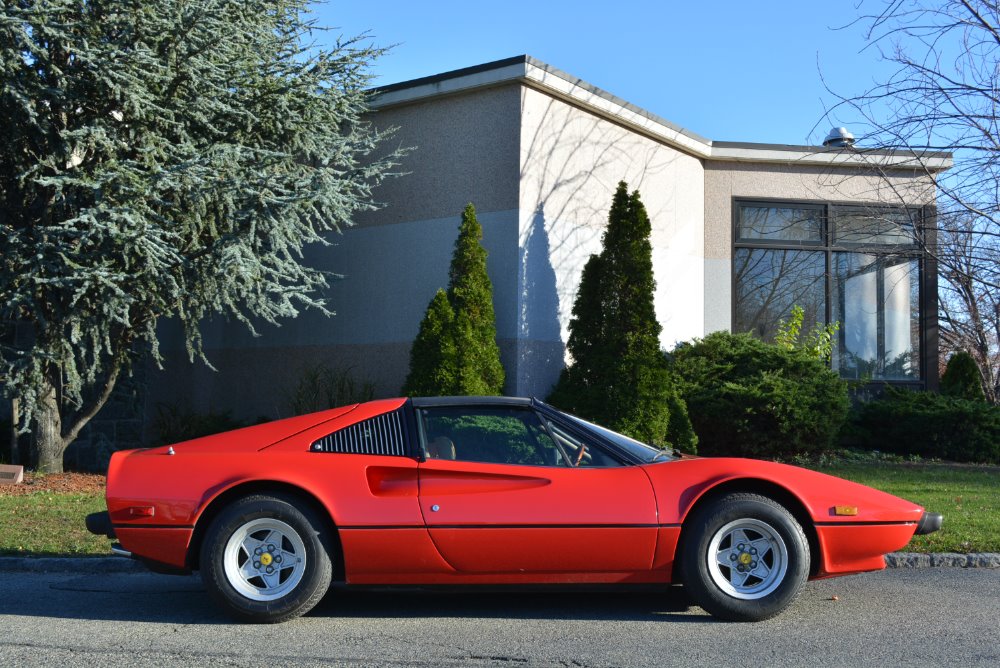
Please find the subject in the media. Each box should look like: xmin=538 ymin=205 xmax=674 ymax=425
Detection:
xmin=86 ymin=396 xmax=941 ymax=623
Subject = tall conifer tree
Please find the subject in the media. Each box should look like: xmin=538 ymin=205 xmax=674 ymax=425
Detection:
xmin=549 ymin=182 xmax=695 ymax=450
xmin=402 ymin=203 xmax=505 ymax=396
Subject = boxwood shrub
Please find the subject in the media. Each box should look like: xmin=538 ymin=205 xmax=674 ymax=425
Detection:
xmin=667 ymin=331 xmax=849 ymax=458
xmin=846 ymin=387 xmax=1000 ymax=464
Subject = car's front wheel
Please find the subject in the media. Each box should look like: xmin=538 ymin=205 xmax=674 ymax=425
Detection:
xmin=680 ymin=493 xmax=809 ymax=622
xmin=200 ymin=494 xmax=333 ymax=623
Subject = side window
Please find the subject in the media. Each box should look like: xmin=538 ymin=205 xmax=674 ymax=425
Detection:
xmin=544 ymin=420 xmax=623 ymax=468
xmin=419 ymin=407 xmax=562 ymax=466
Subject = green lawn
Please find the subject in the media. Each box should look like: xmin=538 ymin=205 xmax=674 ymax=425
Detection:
xmin=0 ymin=493 xmax=109 ymax=556
xmin=1 ymin=461 xmax=996 ymax=557
xmin=811 ymin=462 xmax=1000 ymax=553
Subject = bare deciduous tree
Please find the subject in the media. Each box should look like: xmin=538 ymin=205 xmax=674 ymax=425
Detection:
xmin=822 ymin=0 xmax=1000 ymax=400
xmin=938 ymin=213 xmax=1000 ymax=401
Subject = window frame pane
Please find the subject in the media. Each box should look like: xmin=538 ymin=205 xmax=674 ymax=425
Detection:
xmin=733 ymin=247 xmax=827 ymax=343
xmin=736 ymin=202 xmax=825 ymax=244
xmin=832 ymin=252 xmax=922 ymax=381
xmin=831 ymin=206 xmax=921 ymax=248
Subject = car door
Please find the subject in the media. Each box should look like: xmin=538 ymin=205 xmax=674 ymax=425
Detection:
xmin=415 ymin=403 xmax=658 ymax=574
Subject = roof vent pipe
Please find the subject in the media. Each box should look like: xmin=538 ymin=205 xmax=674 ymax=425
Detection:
xmin=823 ymin=127 xmax=856 ymax=148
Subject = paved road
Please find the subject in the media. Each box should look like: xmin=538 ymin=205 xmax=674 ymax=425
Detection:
xmin=0 ymin=568 xmax=997 ymax=667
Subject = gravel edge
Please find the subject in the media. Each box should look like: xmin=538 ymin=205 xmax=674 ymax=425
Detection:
xmin=0 ymin=553 xmax=998 ymax=574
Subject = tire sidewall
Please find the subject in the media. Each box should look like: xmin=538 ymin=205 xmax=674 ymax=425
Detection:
xmin=200 ymin=495 xmax=333 ymax=623
xmin=681 ymin=494 xmax=809 ymax=622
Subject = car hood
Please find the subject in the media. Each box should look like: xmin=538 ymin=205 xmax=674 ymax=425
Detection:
xmin=644 ymin=457 xmax=925 ymax=525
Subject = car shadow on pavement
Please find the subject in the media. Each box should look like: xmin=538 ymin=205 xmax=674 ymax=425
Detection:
xmin=6 ymin=572 xmax=715 ymax=625
xmin=313 ymin=586 xmax=710 ymax=624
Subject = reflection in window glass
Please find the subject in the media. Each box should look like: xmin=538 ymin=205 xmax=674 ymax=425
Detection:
xmin=737 ymin=205 xmax=823 ymax=242
xmin=734 ymin=248 xmax=826 ymax=341
xmin=544 ymin=420 xmax=622 ymax=467
xmin=834 ymin=208 xmax=917 ymax=246
xmin=832 ymin=253 xmax=920 ymax=380
xmin=419 ymin=408 xmax=561 ymax=466
xmin=561 ymin=413 xmax=670 ymax=464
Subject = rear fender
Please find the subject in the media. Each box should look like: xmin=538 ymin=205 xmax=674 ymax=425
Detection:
xmin=187 ymin=479 xmax=342 ymax=579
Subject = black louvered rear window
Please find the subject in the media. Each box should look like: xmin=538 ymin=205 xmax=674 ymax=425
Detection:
xmin=310 ymin=408 xmax=407 ymax=456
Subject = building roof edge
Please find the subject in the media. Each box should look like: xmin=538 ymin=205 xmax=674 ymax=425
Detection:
xmin=368 ymin=56 xmax=953 ymax=170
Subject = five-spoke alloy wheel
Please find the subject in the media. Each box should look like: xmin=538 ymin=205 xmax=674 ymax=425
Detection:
xmin=222 ymin=517 xmax=308 ymax=601
xmin=201 ymin=494 xmax=333 ymax=623
xmin=680 ymin=493 xmax=809 ymax=621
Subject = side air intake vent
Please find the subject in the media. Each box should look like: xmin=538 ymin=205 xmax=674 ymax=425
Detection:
xmin=311 ymin=409 xmax=406 ymax=456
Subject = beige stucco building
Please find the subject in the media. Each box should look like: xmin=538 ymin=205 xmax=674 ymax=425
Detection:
xmin=146 ymin=56 xmax=949 ymax=422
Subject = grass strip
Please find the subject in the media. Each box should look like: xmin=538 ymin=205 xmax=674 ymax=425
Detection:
xmin=0 ymin=493 xmax=109 ymax=556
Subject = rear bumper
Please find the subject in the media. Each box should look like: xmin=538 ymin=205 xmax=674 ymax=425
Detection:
xmin=915 ymin=511 xmax=943 ymax=535
xmin=86 ymin=511 xmax=189 ymax=572
xmin=85 ymin=511 xmax=115 ymax=539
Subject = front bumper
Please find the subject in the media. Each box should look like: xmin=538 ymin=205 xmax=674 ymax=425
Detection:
xmin=915 ymin=511 xmax=943 ymax=535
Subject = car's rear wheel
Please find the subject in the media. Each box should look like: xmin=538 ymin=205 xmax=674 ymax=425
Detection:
xmin=680 ymin=493 xmax=809 ymax=622
xmin=200 ymin=494 xmax=333 ymax=623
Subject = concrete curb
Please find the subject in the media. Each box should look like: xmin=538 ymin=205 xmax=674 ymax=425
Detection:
xmin=0 ymin=557 xmax=147 ymax=574
xmin=885 ymin=552 xmax=1000 ymax=568
xmin=1 ymin=553 xmax=998 ymax=574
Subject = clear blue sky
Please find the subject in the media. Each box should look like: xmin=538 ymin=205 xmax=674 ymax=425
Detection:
xmin=311 ymin=1 xmax=895 ymax=146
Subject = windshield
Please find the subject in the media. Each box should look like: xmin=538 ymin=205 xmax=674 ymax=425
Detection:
xmin=562 ymin=413 xmax=676 ymax=464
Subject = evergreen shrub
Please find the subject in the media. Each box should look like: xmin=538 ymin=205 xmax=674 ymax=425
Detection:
xmin=846 ymin=387 xmax=1000 ymax=464
xmin=288 ymin=363 xmax=376 ymax=414
xmin=940 ymin=350 xmax=987 ymax=402
xmin=667 ymin=331 xmax=849 ymax=458
xmin=151 ymin=404 xmax=247 ymax=446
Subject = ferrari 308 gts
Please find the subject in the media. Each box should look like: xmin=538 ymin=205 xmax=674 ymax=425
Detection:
xmin=86 ymin=396 xmax=941 ymax=623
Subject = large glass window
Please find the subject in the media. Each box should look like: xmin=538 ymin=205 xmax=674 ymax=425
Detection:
xmin=734 ymin=201 xmax=924 ymax=382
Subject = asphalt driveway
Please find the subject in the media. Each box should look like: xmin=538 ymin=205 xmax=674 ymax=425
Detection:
xmin=1 ymin=567 xmax=997 ymax=667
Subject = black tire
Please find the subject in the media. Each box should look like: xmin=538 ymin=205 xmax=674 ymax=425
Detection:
xmin=679 ymin=493 xmax=809 ymax=622
xmin=200 ymin=494 xmax=334 ymax=623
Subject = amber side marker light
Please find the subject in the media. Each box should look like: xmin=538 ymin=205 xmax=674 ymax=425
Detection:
xmin=834 ymin=505 xmax=859 ymax=516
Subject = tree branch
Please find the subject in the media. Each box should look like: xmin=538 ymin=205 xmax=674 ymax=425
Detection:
xmin=60 ymin=360 xmax=121 ymax=446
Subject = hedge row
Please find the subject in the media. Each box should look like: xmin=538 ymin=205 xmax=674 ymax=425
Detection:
xmin=845 ymin=388 xmax=1000 ymax=464
xmin=665 ymin=332 xmax=999 ymax=465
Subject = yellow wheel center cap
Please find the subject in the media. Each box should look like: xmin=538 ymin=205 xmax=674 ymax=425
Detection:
xmin=739 ymin=552 xmax=752 ymax=565
xmin=260 ymin=552 xmax=273 ymax=566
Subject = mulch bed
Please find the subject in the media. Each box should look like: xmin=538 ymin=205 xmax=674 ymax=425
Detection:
xmin=0 ymin=472 xmax=105 ymax=497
